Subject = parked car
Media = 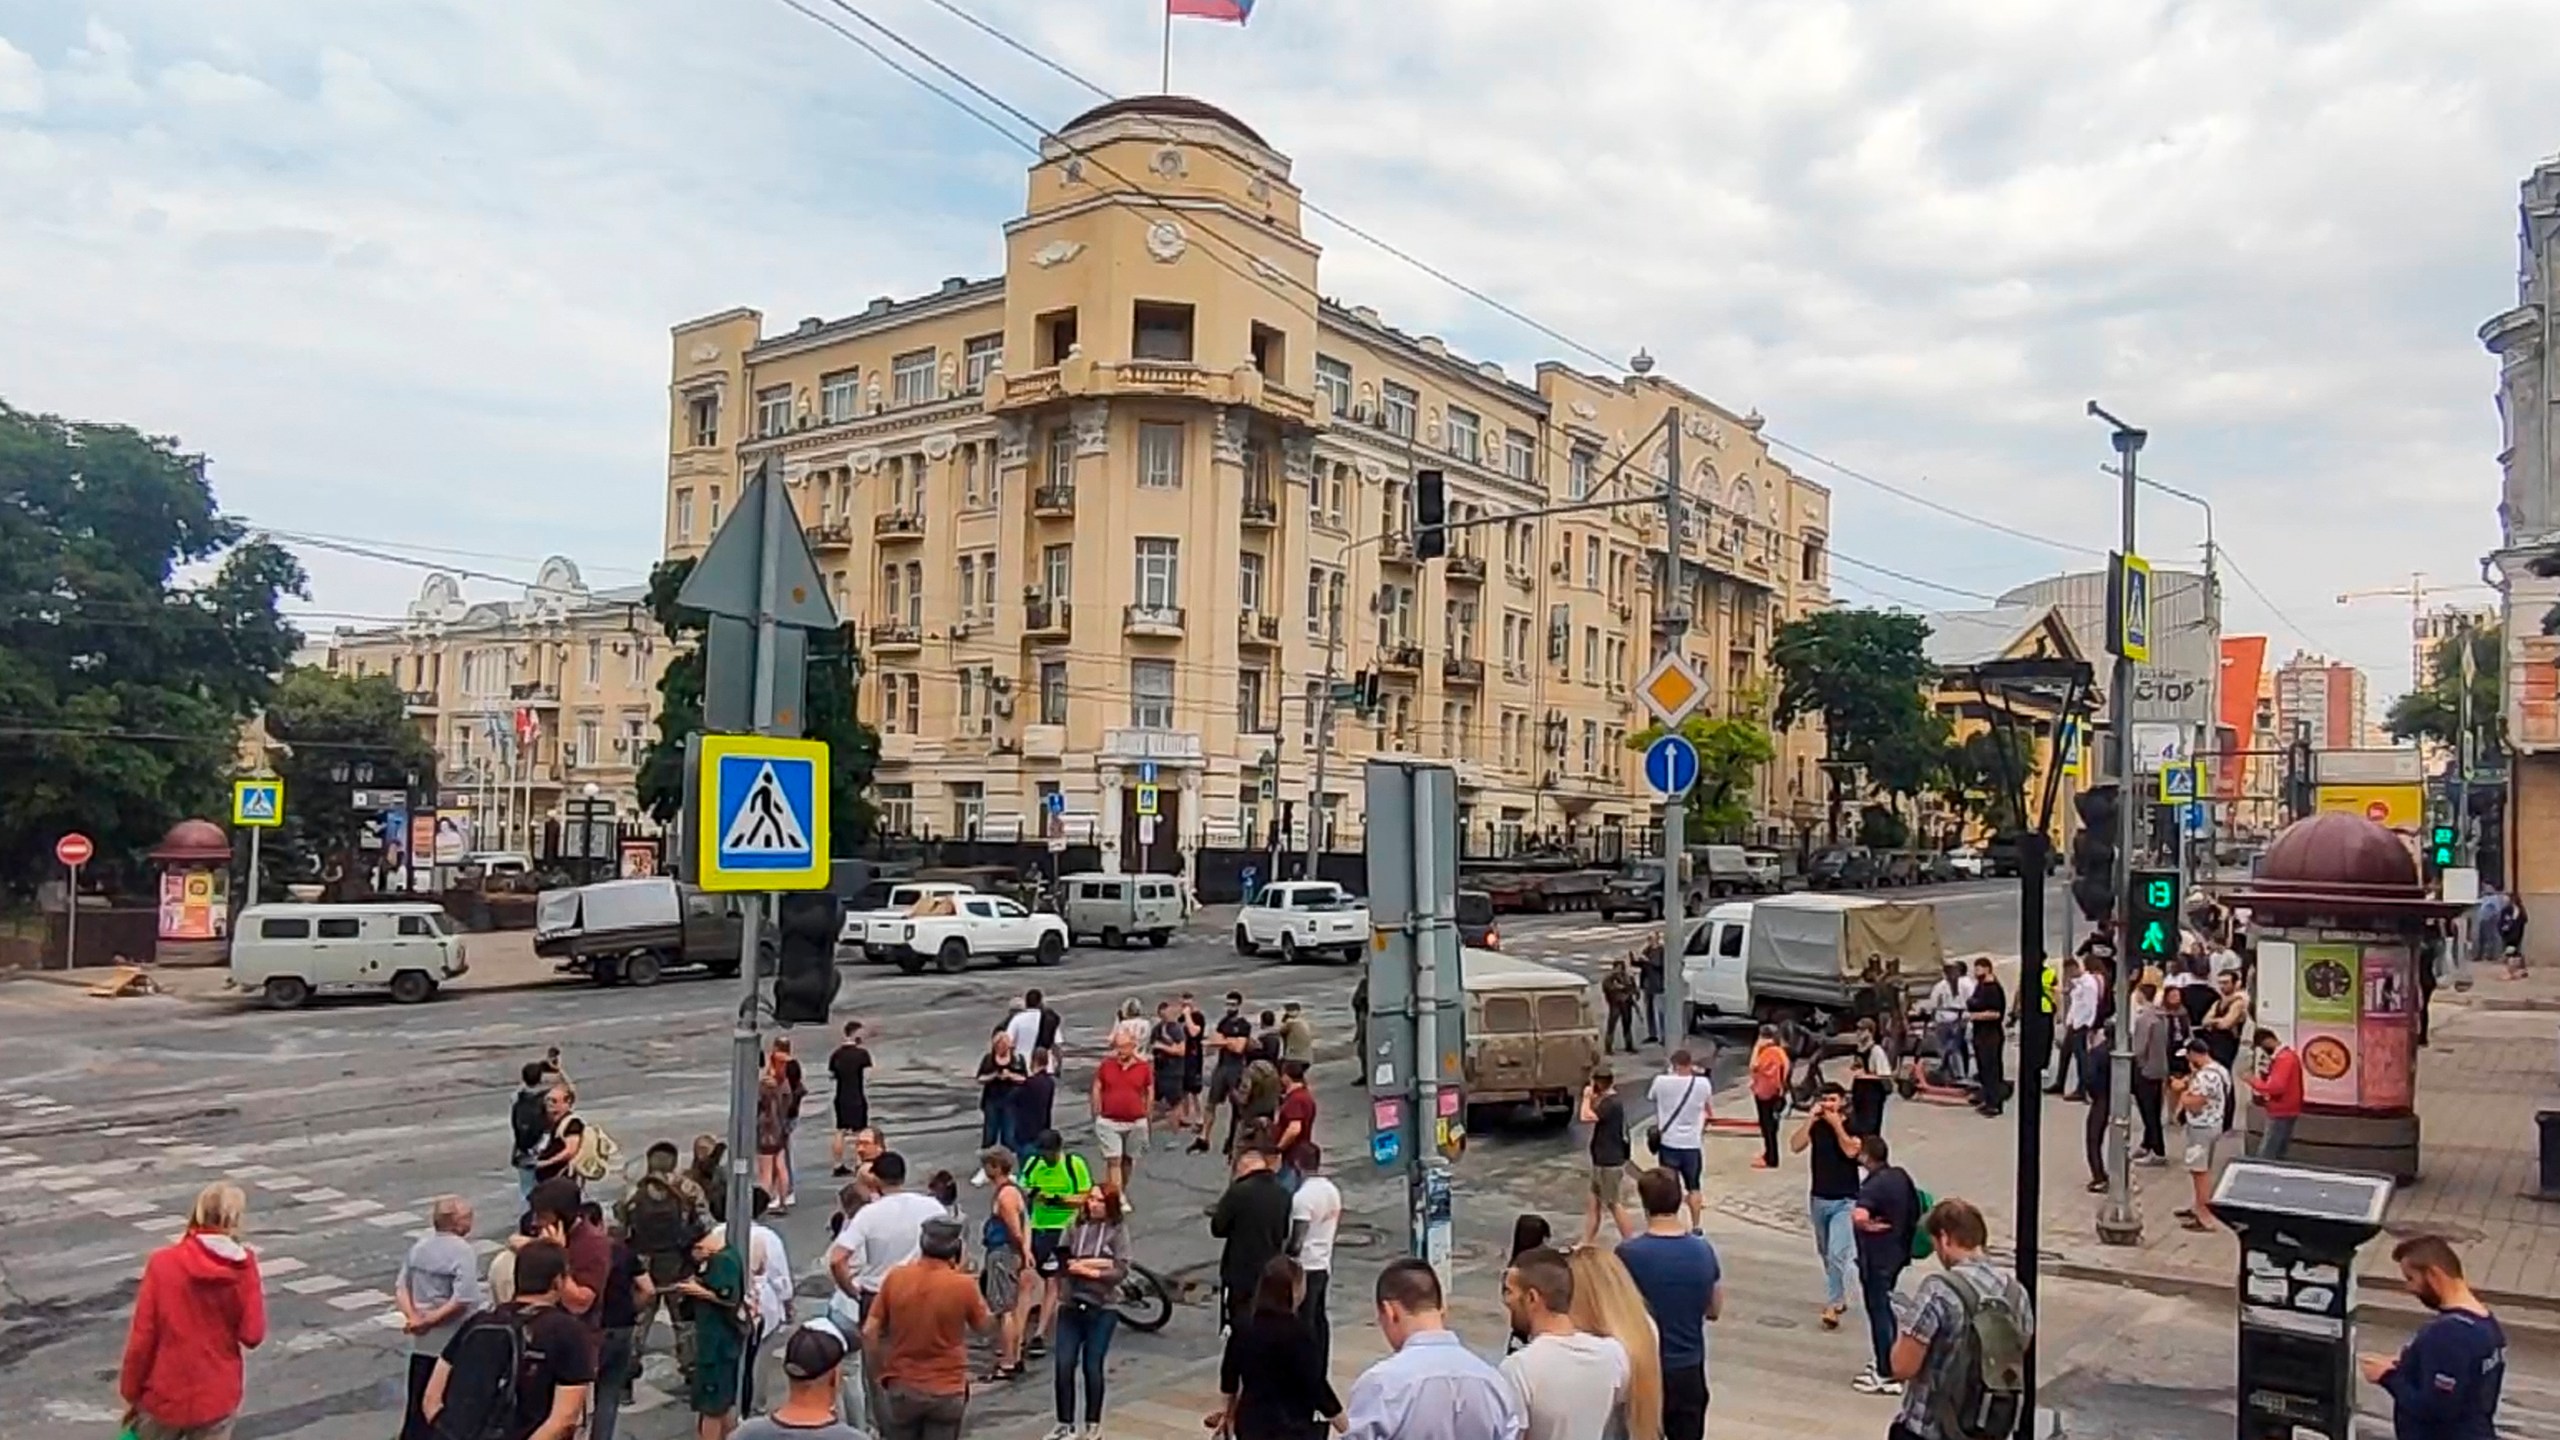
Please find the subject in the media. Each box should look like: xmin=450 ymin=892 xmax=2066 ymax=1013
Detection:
xmin=1742 ymin=849 xmax=1787 ymax=893
xmin=1921 ymin=851 xmax=1964 ymax=884
xmin=1945 ymin=846 xmax=1989 ymax=878
xmin=1234 ymin=880 xmax=1369 ymax=965
xmin=885 ymin=892 xmax=1068 ymax=974
xmin=234 ymin=902 xmax=469 ymax=1008
xmin=1599 ymin=859 xmax=1712 ymax=921
xmin=1058 ymin=873 xmax=1184 ymax=948
xmin=1807 ymin=846 xmax=1881 ymax=890
xmin=1457 ymin=888 xmax=1499 ymax=949
xmin=1877 ymin=850 xmax=1926 ymax=888
xmin=533 ymin=877 xmax=751 ymax=987
xmin=1985 ymin=832 xmax=2061 ymax=877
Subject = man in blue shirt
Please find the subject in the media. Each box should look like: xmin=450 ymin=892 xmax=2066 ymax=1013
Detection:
xmin=1342 ymin=1258 xmax=1523 ymax=1440
xmin=1613 ymin=1167 xmax=1723 ymax=1440
xmin=2361 ymin=1235 xmax=2504 ymax=1440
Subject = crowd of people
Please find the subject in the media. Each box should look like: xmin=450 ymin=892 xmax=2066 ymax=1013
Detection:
xmin=101 ymin=922 xmax=2515 ymax=1440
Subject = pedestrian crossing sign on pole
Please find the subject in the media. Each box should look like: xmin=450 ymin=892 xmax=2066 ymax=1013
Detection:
xmin=1134 ymin=783 xmax=1160 ymax=818
xmin=696 ymin=734 xmax=829 ymax=892
xmin=232 ymin=778 xmax=284 ymax=828
xmin=2159 ymin=760 xmax=2200 ymax=805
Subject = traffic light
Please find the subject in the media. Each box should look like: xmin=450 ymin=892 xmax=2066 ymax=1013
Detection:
xmin=2126 ymin=867 xmax=2182 ymax=966
xmin=2068 ymin=783 xmax=2119 ymax=922
xmin=2426 ymin=822 xmax=2458 ymax=878
xmin=1414 ymin=468 xmax=1448 ymax=559
xmin=770 ymin=891 xmax=842 ymax=1026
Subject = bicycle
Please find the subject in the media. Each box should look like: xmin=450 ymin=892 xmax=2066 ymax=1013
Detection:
xmin=1113 ymin=1260 xmax=1174 ymax=1333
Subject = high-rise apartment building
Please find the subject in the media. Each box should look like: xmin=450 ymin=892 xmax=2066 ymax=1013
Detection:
xmin=2485 ymin=154 xmax=2560 ymax=940
xmin=661 ymin=96 xmax=1831 ymax=872
xmin=2274 ymin=651 xmax=2372 ymax=752
xmin=317 ymin=558 xmax=669 ymax=852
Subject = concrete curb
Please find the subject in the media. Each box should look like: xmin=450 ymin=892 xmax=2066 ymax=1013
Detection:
xmin=3 ymin=964 xmax=588 ymax=1005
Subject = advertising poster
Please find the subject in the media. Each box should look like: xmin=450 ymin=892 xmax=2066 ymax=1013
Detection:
xmin=158 ymin=868 xmax=227 ymax=941
xmin=409 ymin=812 xmax=437 ymax=881
xmin=433 ymin=814 xmax=469 ymax=865
xmin=619 ymin=840 xmax=659 ymax=879
xmin=2357 ymin=941 xmax=2417 ymax=1111
xmin=2294 ymin=942 xmax=2362 ymax=1108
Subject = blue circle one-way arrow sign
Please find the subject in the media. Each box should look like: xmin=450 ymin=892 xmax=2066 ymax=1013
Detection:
xmin=1643 ymin=734 xmax=1701 ymax=798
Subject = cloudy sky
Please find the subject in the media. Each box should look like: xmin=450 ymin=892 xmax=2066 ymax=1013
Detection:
xmin=2 ymin=0 xmax=2549 ymax=700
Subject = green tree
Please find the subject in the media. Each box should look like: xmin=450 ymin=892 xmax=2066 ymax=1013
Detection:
xmin=256 ymin=667 xmax=440 ymax=897
xmin=1934 ymin=727 xmax=2029 ymax=839
xmin=0 ymin=402 xmax=304 ymax=899
xmin=2385 ymin=622 xmax=2500 ymax=755
xmin=1770 ymin=607 xmax=1946 ymax=811
xmin=635 ymin=557 xmax=880 ymax=853
xmin=1628 ymin=709 xmax=1779 ymax=842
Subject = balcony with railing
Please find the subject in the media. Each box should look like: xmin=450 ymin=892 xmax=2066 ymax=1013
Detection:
xmin=1237 ymin=612 xmax=1282 ymax=649
xmin=1024 ymin=597 xmax=1072 ymax=639
xmin=402 ymin=689 xmax=439 ymax=715
xmin=1123 ymin=604 xmax=1186 ymax=639
xmin=1378 ymin=640 xmax=1425 ymax=674
xmin=808 ymin=517 xmax=856 ymax=551
xmin=874 ymin=511 xmax=925 ymax=541
xmin=1240 ymin=491 xmax=1279 ymax=529
xmin=1032 ymin=485 xmax=1077 ymax=519
xmin=869 ymin=621 xmax=923 ymax=654
xmin=1116 ymin=360 xmax=1209 ymax=396
xmin=509 ymin=682 xmax=560 ymax=705
xmin=1380 ymin=531 xmax=1418 ymax=568
xmin=1444 ymin=554 xmax=1487 ymax=584
xmin=1442 ymin=655 xmax=1485 ymax=687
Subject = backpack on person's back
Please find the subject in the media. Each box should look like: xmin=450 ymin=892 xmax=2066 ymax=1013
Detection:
xmin=1927 ymin=1266 xmax=2031 ymax=1440
xmin=432 ymin=1305 xmax=534 ymax=1440
xmin=508 ymin=1090 xmax=545 ymax=1168
xmin=623 ymin=1173 xmax=698 ymax=1272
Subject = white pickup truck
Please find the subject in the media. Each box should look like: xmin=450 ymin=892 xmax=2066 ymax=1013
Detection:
xmin=885 ymin=892 xmax=1068 ymax=975
xmin=841 ymin=881 xmax=979 ymax=960
xmin=1233 ymin=880 xmax=1370 ymax=965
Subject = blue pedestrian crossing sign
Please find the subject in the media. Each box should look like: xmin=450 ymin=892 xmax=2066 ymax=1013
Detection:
xmin=1643 ymin=734 xmax=1701 ymax=798
xmin=231 ymin=778 xmax=284 ymax=829
xmin=1134 ymin=783 xmax=1161 ymax=818
xmin=2159 ymin=760 xmax=2200 ymax=804
xmin=696 ymin=734 xmax=830 ymax=892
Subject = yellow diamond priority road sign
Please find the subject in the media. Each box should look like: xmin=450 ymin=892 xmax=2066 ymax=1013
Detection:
xmin=1637 ymin=653 xmax=1708 ymax=729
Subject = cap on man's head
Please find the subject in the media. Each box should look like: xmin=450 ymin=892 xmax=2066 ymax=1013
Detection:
xmin=919 ymin=1217 xmax=965 ymax=1262
xmin=2184 ymin=1035 xmax=2212 ymax=1054
xmin=783 ymin=1320 xmax=850 ymax=1380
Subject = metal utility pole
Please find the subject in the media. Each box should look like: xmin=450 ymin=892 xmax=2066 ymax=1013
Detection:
xmin=1365 ymin=759 xmax=1458 ymax=1288
xmin=1658 ymin=406 xmax=1688 ymax=1035
xmin=2089 ymin=400 xmax=2146 ymax=1249
xmin=719 ymin=472 xmax=792 ymax=1275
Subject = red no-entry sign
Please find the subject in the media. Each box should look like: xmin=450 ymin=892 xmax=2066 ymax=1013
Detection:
xmin=55 ymin=833 xmax=93 ymax=867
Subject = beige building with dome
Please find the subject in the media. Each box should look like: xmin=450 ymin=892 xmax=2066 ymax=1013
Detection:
xmin=661 ymin=95 xmax=1832 ymax=874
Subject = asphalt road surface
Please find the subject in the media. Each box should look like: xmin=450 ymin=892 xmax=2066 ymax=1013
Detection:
xmin=0 ymin=878 xmax=2120 ymax=1440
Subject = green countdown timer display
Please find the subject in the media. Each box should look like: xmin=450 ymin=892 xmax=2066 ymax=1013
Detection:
xmin=2128 ymin=867 xmax=2182 ymax=961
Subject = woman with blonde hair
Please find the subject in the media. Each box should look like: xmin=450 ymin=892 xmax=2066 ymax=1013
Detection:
xmin=1566 ymin=1245 xmax=1663 ymax=1440
xmin=121 ymin=1182 xmax=266 ymax=1440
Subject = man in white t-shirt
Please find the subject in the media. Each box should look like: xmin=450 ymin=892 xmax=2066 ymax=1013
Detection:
xmin=1287 ymin=1143 xmax=1344 ymax=1368
xmin=1647 ymin=1049 xmax=1711 ymax=1230
xmin=747 ymin=1189 xmax=794 ymax=1413
xmin=824 ymin=1151 xmax=947 ymax=1428
xmin=1004 ymin=991 xmax=1048 ymax=1063
xmin=1924 ymin=962 xmax=1975 ymax=1085
xmin=1499 ymin=1245 xmax=1629 ymax=1440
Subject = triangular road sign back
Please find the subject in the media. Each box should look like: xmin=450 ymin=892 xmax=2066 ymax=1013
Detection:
xmin=677 ymin=463 xmax=842 ymax=631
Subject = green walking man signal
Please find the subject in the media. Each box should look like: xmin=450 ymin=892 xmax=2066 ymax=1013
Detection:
xmin=2127 ymin=866 xmax=2182 ymax=961
xmin=2428 ymin=823 xmax=2457 ymax=869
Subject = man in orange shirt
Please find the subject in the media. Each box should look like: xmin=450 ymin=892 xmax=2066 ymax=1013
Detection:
xmin=864 ymin=1218 xmax=993 ymax=1440
xmin=1749 ymin=1025 xmax=1790 ymax=1170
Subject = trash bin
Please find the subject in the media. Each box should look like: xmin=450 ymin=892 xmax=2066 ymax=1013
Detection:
xmin=2208 ymin=1162 xmax=2395 ymax=1440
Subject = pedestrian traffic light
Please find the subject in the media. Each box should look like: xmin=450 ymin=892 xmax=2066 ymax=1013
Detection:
xmin=770 ymin=891 xmax=842 ymax=1026
xmin=1414 ymin=468 xmax=1448 ymax=559
xmin=2069 ymin=783 xmax=2120 ymax=923
xmin=2126 ymin=867 xmax=2181 ymax=965
xmin=2427 ymin=822 xmax=2458 ymax=874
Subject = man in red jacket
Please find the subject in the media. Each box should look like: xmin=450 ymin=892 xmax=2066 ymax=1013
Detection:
xmin=121 ymin=1182 xmax=267 ymax=1440
xmin=2245 ymin=1028 xmax=2305 ymax=1162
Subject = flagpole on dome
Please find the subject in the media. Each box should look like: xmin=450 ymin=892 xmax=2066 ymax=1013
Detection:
xmin=1161 ymin=0 xmax=1173 ymax=92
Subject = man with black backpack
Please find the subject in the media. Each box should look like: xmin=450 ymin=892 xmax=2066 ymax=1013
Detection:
xmin=617 ymin=1143 xmax=705 ymax=1383
xmin=509 ymin=1062 xmax=551 ymax=1203
xmin=423 ymin=1240 xmax=595 ymax=1440
xmin=1886 ymin=1197 xmax=2032 ymax=1440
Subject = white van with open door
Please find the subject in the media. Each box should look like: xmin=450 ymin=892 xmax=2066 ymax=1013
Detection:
xmin=231 ymin=902 xmax=468 ymax=1008
xmin=1679 ymin=901 xmax=1756 ymax=1028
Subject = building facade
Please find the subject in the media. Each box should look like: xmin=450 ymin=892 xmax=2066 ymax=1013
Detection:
xmin=2273 ymin=651 xmax=2373 ymax=752
xmin=317 ymin=558 xmax=669 ymax=853
xmin=661 ymin=96 xmax=1831 ymax=875
xmin=2216 ymin=635 xmax=2283 ymax=834
xmin=2485 ymin=154 xmax=2560 ymax=943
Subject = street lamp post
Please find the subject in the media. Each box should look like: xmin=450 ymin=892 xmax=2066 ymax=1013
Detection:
xmin=580 ymin=781 xmax=602 ymax=884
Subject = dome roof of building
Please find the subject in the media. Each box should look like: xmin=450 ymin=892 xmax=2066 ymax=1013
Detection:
xmin=1060 ymin=94 xmax=1267 ymax=148
xmin=150 ymin=818 xmax=234 ymax=862
xmin=2259 ymin=811 xmax=2420 ymax=893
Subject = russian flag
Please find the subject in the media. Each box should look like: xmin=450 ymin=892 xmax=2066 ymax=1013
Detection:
xmin=1169 ymin=0 xmax=1252 ymax=22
